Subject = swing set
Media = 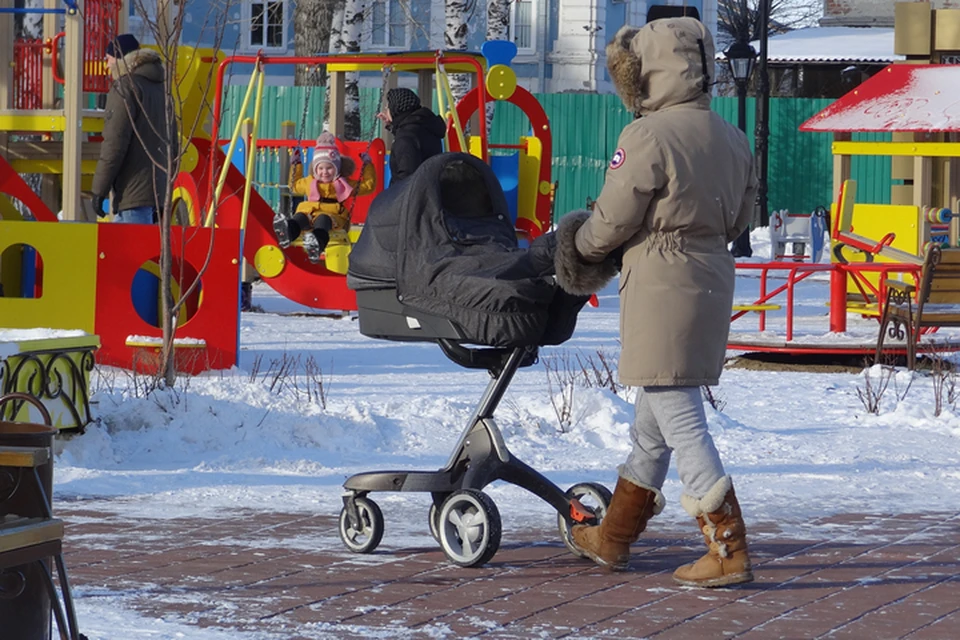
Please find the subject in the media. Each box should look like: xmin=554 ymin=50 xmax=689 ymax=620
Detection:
xmin=170 ymin=47 xmax=554 ymax=312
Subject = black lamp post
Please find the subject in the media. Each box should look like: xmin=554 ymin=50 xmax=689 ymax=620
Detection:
xmin=724 ymin=40 xmax=756 ymax=134
xmin=725 ymin=39 xmax=757 ymax=258
xmin=756 ymin=0 xmax=771 ymax=228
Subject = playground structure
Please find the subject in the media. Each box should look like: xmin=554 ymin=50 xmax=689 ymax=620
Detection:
xmin=728 ymin=1 xmax=960 ymax=359
xmin=203 ymin=43 xmax=555 ymax=312
xmin=0 ymin=0 xmax=557 ymax=378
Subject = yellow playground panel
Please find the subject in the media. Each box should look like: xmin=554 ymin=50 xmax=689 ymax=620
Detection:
xmin=0 ymin=220 xmax=98 ymax=333
xmin=469 ymin=134 xmax=545 ymax=234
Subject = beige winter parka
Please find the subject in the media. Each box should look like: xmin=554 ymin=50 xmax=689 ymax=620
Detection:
xmin=574 ymin=18 xmax=757 ymax=386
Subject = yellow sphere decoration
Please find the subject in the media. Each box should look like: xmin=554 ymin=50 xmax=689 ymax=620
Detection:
xmin=485 ymin=65 xmax=517 ymax=101
xmin=539 ymin=180 xmax=552 ymax=196
xmin=255 ymin=245 xmax=286 ymax=278
xmin=180 ymin=142 xmax=200 ymax=173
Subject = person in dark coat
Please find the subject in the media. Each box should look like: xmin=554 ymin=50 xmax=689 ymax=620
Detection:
xmin=91 ymin=34 xmax=177 ymax=223
xmin=376 ymin=88 xmax=446 ymax=184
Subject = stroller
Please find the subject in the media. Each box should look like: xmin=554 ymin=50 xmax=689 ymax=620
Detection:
xmin=341 ymin=153 xmax=613 ymax=567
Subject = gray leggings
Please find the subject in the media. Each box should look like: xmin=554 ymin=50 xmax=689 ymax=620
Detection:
xmin=619 ymin=386 xmax=725 ymax=499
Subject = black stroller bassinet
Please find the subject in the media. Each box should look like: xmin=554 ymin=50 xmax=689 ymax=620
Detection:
xmin=341 ymin=153 xmax=610 ymax=567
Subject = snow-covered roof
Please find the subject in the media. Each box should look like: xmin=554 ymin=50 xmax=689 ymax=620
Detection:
xmin=719 ymin=27 xmax=903 ymax=64
xmin=801 ymin=64 xmax=960 ymax=132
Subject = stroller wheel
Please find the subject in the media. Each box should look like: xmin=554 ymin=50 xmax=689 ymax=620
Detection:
xmin=558 ymin=482 xmax=613 ymax=558
xmin=428 ymin=502 xmax=443 ymax=543
xmin=339 ymin=496 xmax=384 ymax=554
xmin=438 ymin=490 xmax=502 ymax=567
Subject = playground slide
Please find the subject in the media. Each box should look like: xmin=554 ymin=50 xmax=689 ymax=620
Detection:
xmin=0 ymin=154 xmax=58 ymax=222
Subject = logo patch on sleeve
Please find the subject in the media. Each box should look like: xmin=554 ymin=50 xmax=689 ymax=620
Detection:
xmin=610 ymin=148 xmax=626 ymax=169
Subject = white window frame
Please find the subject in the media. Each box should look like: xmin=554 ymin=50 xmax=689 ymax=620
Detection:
xmin=509 ymin=0 xmax=536 ymax=54
xmin=242 ymin=0 xmax=289 ymax=53
xmin=367 ymin=0 xmax=411 ymax=51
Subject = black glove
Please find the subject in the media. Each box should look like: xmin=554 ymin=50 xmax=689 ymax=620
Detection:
xmin=92 ymin=195 xmax=107 ymax=218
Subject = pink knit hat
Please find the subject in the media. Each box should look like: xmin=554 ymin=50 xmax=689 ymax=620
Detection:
xmin=307 ymin=132 xmax=355 ymax=202
xmin=310 ymin=132 xmax=342 ymax=177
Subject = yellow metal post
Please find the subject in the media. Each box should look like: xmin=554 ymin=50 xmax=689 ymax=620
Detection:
xmin=240 ymin=69 xmax=265 ymax=232
xmin=204 ymin=66 xmax=260 ymax=227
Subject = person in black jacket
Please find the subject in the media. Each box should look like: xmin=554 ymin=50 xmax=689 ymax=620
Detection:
xmin=91 ymin=34 xmax=177 ymax=223
xmin=377 ymin=88 xmax=446 ymax=185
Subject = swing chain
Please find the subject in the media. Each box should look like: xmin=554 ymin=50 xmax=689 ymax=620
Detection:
xmin=344 ymin=64 xmax=393 ymax=228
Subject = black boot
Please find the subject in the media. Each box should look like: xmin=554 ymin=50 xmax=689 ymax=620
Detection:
xmin=313 ymin=228 xmax=330 ymax=253
xmin=730 ymin=228 xmax=752 ymax=258
xmin=240 ymin=282 xmax=253 ymax=312
xmin=273 ymin=216 xmax=300 ymax=249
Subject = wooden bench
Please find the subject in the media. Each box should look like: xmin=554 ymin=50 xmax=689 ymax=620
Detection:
xmin=876 ymin=245 xmax=960 ymax=368
xmin=0 ymin=517 xmax=65 ymax=561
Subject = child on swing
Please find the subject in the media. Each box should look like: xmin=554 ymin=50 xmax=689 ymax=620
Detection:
xmin=274 ymin=132 xmax=376 ymax=263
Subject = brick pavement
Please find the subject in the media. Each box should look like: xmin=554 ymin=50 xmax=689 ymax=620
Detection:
xmin=56 ymin=506 xmax=960 ymax=639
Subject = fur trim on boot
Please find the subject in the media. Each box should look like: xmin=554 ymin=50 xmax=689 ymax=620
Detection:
xmin=571 ymin=476 xmax=664 ymax=571
xmin=607 ymin=25 xmax=643 ymax=114
xmin=554 ymin=211 xmax=619 ymax=295
xmin=673 ymin=476 xmax=754 ymax=588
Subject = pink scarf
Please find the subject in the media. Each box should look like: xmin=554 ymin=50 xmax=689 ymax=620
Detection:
xmin=308 ymin=176 xmax=354 ymax=203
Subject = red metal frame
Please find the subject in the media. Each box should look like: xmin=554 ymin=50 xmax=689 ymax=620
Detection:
xmin=12 ymin=38 xmax=45 ymax=110
xmin=210 ymin=53 xmax=489 ymax=205
xmin=732 ymin=262 xmax=923 ymax=344
xmin=450 ymin=83 xmax=553 ymax=238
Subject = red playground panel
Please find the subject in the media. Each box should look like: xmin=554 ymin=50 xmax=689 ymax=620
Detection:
xmin=94 ymin=224 xmax=241 ymax=374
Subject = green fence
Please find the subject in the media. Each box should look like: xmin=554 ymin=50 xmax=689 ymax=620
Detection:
xmin=222 ymin=87 xmax=892 ymax=223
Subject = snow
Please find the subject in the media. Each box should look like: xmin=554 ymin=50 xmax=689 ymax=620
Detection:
xmin=754 ymin=27 xmax=901 ymax=64
xmin=0 ymin=328 xmax=91 ymax=358
xmin=125 ymin=335 xmax=208 ymax=346
xmin=45 ymin=227 xmax=960 ymax=637
xmin=0 ymin=328 xmax=89 ymax=342
xmin=803 ymin=64 xmax=960 ymax=132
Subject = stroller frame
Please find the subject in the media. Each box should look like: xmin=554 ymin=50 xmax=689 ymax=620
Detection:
xmin=339 ymin=292 xmax=611 ymax=566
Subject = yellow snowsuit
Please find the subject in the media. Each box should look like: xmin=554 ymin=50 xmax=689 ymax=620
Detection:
xmin=288 ymin=161 xmax=377 ymax=231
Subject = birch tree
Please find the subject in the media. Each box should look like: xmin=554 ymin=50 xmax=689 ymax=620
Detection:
xmin=484 ymin=0 xmax=510 ymax=128
xmin=18 ymin=0 xmax=43 ymax=38
xmin=444 ymin=0 xmax=470 ymax=101
xmin=339 ymin=0 xmax=363 ymax=139
xmin=322 ymin=4 xmax=345 ymax=132
xmin=293 ymin=0 xmax=343 ymax=85
xmin=486 ymin=0 xmax=509 ymax=42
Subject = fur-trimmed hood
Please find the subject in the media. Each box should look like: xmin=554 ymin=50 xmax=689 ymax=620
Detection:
xmin=112 ymin=48 xmax=164 ymax=83
xmin=606 ymin=17 xmax=715 ymax=116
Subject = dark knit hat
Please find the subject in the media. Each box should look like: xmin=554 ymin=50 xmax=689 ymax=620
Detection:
xmin=105 ymin=34 xmax=140 ymax=58
xmin=387 ymin=88 xmax=421 ymax=116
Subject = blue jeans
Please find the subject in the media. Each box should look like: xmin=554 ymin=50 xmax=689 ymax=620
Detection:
xmin=115 ymin=207 xmax=155 ymax=224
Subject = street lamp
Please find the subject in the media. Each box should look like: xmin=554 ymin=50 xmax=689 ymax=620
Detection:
xmin=724 ymin=40 xmax=757 ymax=133
xmin=725 ymin=39 xmax=757 ymax=258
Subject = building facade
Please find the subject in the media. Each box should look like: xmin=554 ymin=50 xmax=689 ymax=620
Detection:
xmin=162 ymin=0 xmax=718 ymax=93
xmin=822 ymin=0 xmax=960 ymax=27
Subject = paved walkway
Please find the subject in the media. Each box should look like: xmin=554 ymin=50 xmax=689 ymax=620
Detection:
xmin=57 ymin=504 xmax=960 ymax=639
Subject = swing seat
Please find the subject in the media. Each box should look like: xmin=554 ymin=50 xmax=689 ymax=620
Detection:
xmin=285 ymin=228 xmax=355 ymax=273
xmin=324 ymin=229 xmax=352 ymax=274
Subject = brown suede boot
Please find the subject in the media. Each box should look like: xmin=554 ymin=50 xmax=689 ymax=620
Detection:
xmin=571 ymin=476 xmax=664 ymax=571
xmin=673 ymin=476 xmax=754 ymax=588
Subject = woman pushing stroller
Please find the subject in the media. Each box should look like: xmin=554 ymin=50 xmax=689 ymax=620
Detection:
xmin=555 ymin=17 xmax=757 ymax=587
xmin=275 ymin=132 xmax=377 ymax=263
